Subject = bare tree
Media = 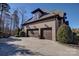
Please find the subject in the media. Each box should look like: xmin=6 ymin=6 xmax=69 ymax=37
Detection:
xmin=18 ymin=8 xmax=26 ymax=29
xmin=4 ymin=12 xmax=11 ymax=34
xmin=0 ymin=3 xmax=10 ymax=32
xmin=12 ymin=10 xmax=19 ymax=35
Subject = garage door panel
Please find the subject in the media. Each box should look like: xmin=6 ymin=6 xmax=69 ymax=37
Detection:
xmin=28 ymin=29 xmax=39 ymax=38
xmin=42 ymin=28 xmax=52 ymax=40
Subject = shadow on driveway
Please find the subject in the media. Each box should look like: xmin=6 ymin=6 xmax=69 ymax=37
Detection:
xmin=0 ymin=37 xmax=21 ymax=43
xmin=0 ymin=37 xmax=43 ymax=56
xmin=0 ymin=43 xmax=42 ymax=56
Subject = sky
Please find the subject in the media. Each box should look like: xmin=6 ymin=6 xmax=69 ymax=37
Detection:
xmin=9 ymin=3 xmax=79 ymax=28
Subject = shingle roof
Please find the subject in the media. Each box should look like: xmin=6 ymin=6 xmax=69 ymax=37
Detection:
xmin=31 ymin=8 xmax=44 ymax=14
xmin=23 ymin=8 xmax=65 ymax=25
xmin=23 ymin=13 xmax=56 ymax=25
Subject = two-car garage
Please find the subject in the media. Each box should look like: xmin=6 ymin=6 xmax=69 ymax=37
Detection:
xmin=27 ymin=28 xmax=52 ymax=40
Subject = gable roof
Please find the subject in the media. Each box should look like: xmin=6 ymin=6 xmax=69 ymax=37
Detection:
xmin=31 ymin=8 xmax=47 ymax=14
xmin=23 ymin=13 xmax=57 ymax=26
xmin=23 ymin=8 xmax=65 ymax=26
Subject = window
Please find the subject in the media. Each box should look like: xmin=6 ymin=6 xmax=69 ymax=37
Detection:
xmin=33 ymin=11 xmax=42 ymax=20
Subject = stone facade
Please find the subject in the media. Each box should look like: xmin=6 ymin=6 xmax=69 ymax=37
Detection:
xmin=23 ymin=8 xmax=66 ymax=40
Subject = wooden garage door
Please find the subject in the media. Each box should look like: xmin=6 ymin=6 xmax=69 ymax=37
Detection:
xmin=42 ymin=28 xmax=52 ymax=40
xmin=27 ymin=29 xmax=39 ymax=38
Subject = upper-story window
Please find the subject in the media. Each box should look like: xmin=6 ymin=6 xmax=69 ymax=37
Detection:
xmin=33 ymin=11 xmax=42 ymax=20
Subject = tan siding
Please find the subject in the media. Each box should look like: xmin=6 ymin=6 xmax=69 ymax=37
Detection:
xmin=24 ymin=18 xmax=56 ymax=40
xmin=26 ymin=19 xmax=55 ymax=29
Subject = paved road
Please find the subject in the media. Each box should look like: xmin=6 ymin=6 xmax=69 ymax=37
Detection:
xmin=0 ymin=37 xmax=79 ymax=56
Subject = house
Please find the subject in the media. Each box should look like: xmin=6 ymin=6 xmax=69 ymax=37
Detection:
xmin=22 ymin=8 xmax=68 ymax=40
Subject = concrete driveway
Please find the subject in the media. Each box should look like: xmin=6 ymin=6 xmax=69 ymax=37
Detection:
xmin=0 ymin=37 xmax=79 ymax=56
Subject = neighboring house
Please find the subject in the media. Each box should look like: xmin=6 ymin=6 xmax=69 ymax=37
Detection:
xmin=22 ymin=8 xmax=68 ymax=40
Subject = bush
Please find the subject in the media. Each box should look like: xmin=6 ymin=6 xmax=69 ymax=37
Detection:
xmin=73 ymin=32 xmax=78 ymax=44
xmin=15 ymin=28 xmax=21 ymax=37
xmin=3 ymin=33 xmax=10 ymax=38
xmin=0 ymin=31 xmax=4 ymax=38
xmin=19 ymin=31 xmax=25 ymax=37
xmin=57 ymin=24 xmax=75 ymax=44
xmin=0 ymin=31 xmax=10 ymax=38
xmin=77 ymin=36 xmax=79 ymax=42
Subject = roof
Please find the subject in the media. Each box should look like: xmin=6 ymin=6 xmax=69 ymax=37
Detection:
xmin=31 ymin=8 xmax=46 ymax=14
xmin=23 ymin=8 xmax=65 ymax=26
xmin=23 ymin=13 xmax=58 ymax=25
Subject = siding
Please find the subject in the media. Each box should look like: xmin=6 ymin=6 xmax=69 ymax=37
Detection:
xmin=24 ymin=18 xmax=56 ymax=40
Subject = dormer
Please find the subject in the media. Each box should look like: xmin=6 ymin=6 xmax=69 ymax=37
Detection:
xmin=31 ymin=8 xmax=46 ymax=20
